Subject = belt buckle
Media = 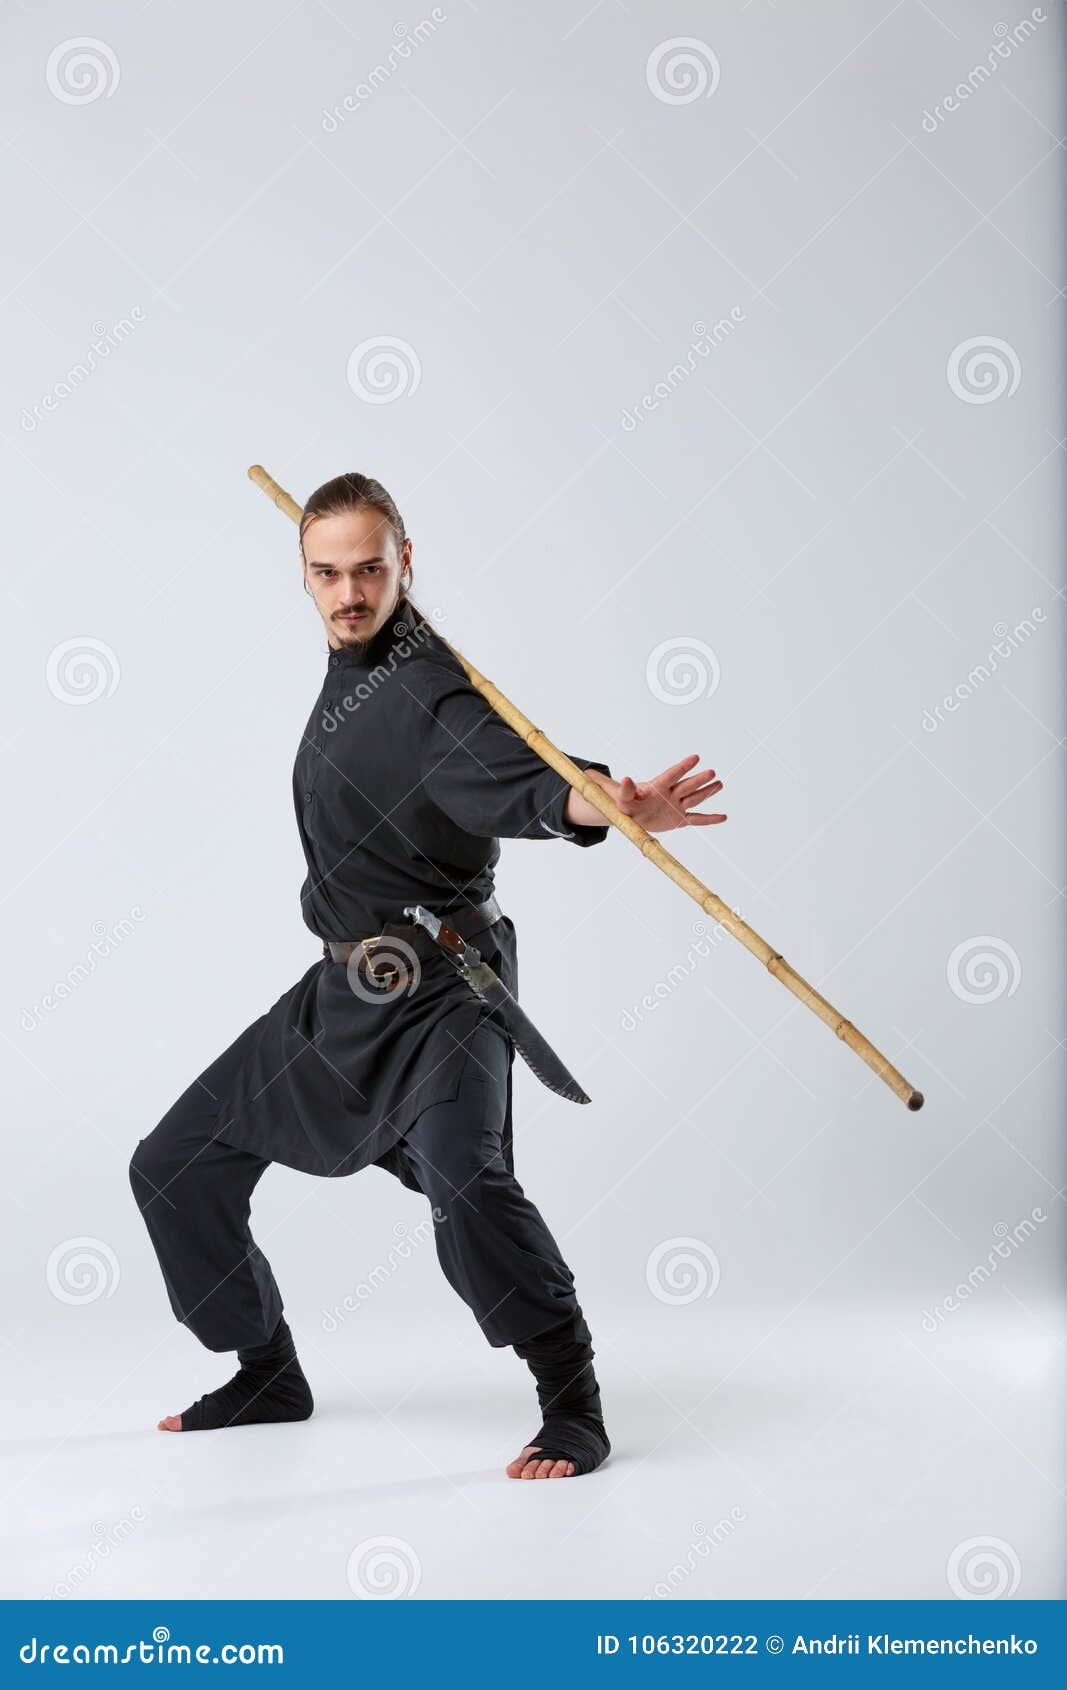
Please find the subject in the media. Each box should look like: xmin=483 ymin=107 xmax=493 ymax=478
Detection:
xmin=359 ymin=933 xmax=401 ymax=989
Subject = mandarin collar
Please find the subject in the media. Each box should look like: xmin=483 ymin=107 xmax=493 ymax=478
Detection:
xmin=324 ymin=597 xmax=419 ymax=672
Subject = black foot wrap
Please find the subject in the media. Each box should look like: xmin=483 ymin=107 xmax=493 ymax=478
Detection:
xmin=512 ymin=1306 xmax=611 ymax=1475
xmin=178 ymin=1317 xmax=314 ymax=1432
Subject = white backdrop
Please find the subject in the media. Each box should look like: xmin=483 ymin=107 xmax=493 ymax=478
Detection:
xmin=1 ymin=0 xmax=1062 ymax=1602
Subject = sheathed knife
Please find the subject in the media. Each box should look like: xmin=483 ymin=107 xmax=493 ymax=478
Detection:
xmin=403 ymin=904 xmax=591 ymax=1105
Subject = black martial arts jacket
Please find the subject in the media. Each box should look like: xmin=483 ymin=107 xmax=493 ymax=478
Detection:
xmin=211 ymin=599 xmax=612 ymax=1182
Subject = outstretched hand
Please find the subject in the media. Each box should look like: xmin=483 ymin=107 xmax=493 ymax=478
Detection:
xmin=615 ymin=754 xmax=726 ymax=834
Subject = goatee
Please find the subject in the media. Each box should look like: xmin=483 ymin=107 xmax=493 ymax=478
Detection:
xmin=334 ymin=618 xmax=372 ymax=652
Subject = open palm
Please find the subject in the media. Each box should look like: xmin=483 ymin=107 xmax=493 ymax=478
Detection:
xmin=615 ymin=754 xmax=726 ymax=834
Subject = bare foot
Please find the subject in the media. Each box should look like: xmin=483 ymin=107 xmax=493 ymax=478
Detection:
xmin=157 ymin=1414 xmax=182 ymax=1432
xmin=505 ymin=1444 xmax=575 ymax=1479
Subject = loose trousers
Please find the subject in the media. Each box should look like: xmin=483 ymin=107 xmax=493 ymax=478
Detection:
xmin=128 ymin=1018 xmax=581 ymax=1354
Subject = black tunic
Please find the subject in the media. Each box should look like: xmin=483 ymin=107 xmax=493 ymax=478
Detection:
xmin=210 ymin=599 xmax=611 ymax=1181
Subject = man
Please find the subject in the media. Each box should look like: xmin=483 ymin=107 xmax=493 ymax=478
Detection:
xmin=129 ymin=471 xmax=727 ymax=1480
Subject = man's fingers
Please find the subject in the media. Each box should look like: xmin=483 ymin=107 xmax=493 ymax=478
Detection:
xmin=672 ymin=766 xmax=716 ymax=796
xmin=687 ymin=812 xmax=727 ymax=824
xmin=659 ymin=754 xmax=701 ymax=785
xmin=680 ymin=780 xmax=723 ymax=806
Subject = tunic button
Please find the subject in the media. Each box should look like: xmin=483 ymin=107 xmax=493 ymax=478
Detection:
xmin=304 ymin=791 xmax=313 ymax=804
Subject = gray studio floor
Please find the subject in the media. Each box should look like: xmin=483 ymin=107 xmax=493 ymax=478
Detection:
xmin=3 ymin=1294 xmax=1060 ymax=1601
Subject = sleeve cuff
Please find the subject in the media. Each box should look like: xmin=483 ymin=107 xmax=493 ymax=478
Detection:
xmin=536 ymin=757 xmax=612 ymax=847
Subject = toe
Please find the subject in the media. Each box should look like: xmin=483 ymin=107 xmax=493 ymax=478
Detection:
xmin=548 ymin=1460 xmax=572 ymax=1478
xmin=533 ymin=1459 xmax=555 ymax=1479
xmin=506 ymin=1444 xmax=540 ymax=1479
xmin=157 ymin=1414 xmax=182 ymax=1432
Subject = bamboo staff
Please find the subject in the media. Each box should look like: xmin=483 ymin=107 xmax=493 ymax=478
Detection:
xmin=249 ymin=462 xmax=924 ymax=1112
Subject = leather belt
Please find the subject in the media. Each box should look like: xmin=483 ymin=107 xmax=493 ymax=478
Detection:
xmin=323 ymin=893 xmax=503 ymax=986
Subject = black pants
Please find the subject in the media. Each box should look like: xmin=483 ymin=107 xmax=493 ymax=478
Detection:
xmin=128 ymin=1019 xmax=581 ymax=1353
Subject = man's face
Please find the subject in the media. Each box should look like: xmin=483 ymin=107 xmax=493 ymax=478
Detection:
xmin=301 ymin=507 xmax=412 ymax=652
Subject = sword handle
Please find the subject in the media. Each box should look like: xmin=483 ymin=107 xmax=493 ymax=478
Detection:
xmin=433 ymin=920 xmax=467 ymax=957
xmin=404 ymin=904 xmax=476 ymax=962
